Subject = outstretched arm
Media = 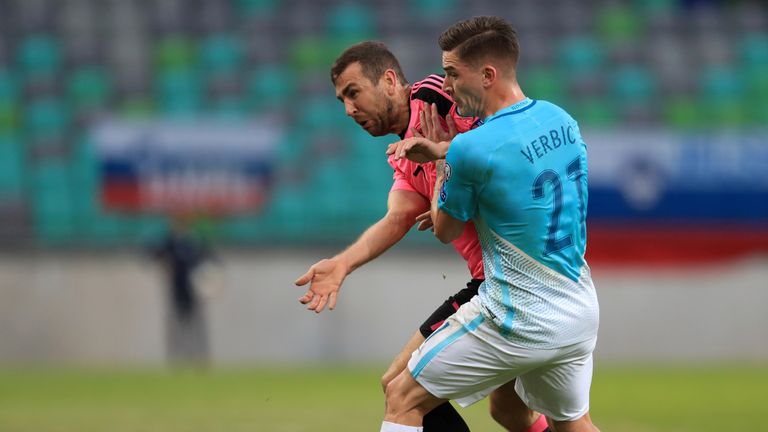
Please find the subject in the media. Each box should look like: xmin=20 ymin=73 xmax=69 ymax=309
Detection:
xmin=431 ymin=160 xmax=465 ymax=244
xmin=294 ymin=190 xmax=429 ymax=313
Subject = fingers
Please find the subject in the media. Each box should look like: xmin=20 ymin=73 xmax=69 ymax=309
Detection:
xmin=415 ymin=210 xmax=433 ymax=231
xmin=313 ymin=294 xmax=328 ymax=313
xmin=410 ymin=127 xmax=423 ymax=138
xmin=446 ymin=113 xmax=458 ymax=138
xmin=328 ymin=292 xmax=338 ymax=311
xmin=419 ymin=108 xmax=427 ymax=137
xmin=396 ymin=140 xmax=415 ymax=160
xmin=417 ymin=218 xmax=434 ymax=231
xmin=294 ymin=268 xmax=314 ymax=286
xmin=299 ymin=290 xmax=313 ymax=304
xmin=428 ymin=104 xmax=441 ymax=138
xmin=386 ymin=140 xmax=414 ymax=160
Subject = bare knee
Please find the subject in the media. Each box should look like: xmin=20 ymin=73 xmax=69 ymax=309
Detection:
xmin=384 ymin=372 xmax=439 ymax=425
xmin=490 ymin=404 xmax=538 ymax=431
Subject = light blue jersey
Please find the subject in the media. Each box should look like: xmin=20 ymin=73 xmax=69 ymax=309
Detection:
xmin=438 ymin=98 xmax=599 ymax=348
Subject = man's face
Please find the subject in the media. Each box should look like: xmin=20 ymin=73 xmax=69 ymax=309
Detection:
xmin=442 ymin=50 xmax=485 ymax=118
xmin=334 ymin=62 xmax=393 ymax=137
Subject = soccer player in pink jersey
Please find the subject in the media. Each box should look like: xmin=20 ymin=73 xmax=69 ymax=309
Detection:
xmin=293 ymin=41 xmax=549 ymax=432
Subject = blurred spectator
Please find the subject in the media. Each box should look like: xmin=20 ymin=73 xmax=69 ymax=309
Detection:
xmin=149 ymin=218 xmax=217 ymax=366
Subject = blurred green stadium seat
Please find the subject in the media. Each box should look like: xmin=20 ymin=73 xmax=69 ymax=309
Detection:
xmin=199 ymin=33 xmax=244 ymax=75
xmin=568 ymin=98 xmax=618 ymax=127
xmin=246 ymin=64 xmax=296 ymax=112
xmin=31 ymin=160 xmax=75 ymax=242
xmin=411 ymin=0 xmax=458 ymax=16
xmin=233 ymin=0 xmax=279 ymax=17
xmin=0 ymin=69 xmax=20 ymax=102
xmin=0 ymin=135 xmax=25 ymax=197
xmin=153 ymin=36 xmax=196 ymax=72
xmin=155 ymin=70 xmax=203 ymax=116
xmin=0 ymin=101 xmax=20 ymax=133
xmin=746 ymin=97 xmax=768 ymax=125
xmin=326 ymin=4 xmax=376 ymax=40
xmin=635 ymin=0 xmax=676 ymax=15
xmin=699 ymin=66 xmax=744 ymax=100
xmin=208 ymin=96 xmax=247 ymax=119
xmin=662 ymin=97 xmax=704 ymax=129
xmin=17 ymin=35 xmax=61 ymax=78
xmin=290 ymin=36 xmax=349 ymax=73
xmin=24 ymin=98 xmax=70 ymax=138
xmin=520 ymin=68 xmax=567 ymax=102
xmin=610 ymin=65 xmax=657 ymax=105
xmin=298 ymin=97 xmax=347 ymax=132
xmin=557 ymin=36 xmax=604 ymax=77
xmin=697 ymin=66 xmax=746 ymax=127
xmin=597 ymin=4 xmax=642 ymax=43
xmin=119 ymin=97 xmax=156 ymax=119
xmin=739 ymin=33 xmax=768 ymax=69
xmin=67 ymin=67 xmax=112 ymax=110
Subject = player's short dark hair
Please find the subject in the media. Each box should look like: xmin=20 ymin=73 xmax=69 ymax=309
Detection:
xmin=438 ymin=16 xmax=520 ymax=69
xmin=330 ymin=41 xmax=408 ymax=86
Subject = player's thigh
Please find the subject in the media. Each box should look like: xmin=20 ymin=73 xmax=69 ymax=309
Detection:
xmin=407 ymin=297 xmax=530 ymax=407
xmin=515 ymin=338 xmax=596 ymax=422
xmin=382 ymin=330 xmax=424 ymax=391
xmin=385 ymin=279 xmax=480 ymax=392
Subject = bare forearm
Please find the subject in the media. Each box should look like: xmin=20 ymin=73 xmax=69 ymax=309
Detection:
xmin=334 ymin=215 xmax=413 ymax=274
xmin=431 ymin=159 xmax=446 ymax=226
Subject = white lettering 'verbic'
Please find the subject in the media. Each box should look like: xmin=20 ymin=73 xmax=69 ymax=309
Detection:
xmin=142 ymin=170 xmax=266 ymax=212
xmin=520 ymin=124 xmax=577 ymax=165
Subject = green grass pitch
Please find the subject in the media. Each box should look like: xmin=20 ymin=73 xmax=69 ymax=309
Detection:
xmin=0 ymin=364 xmax=765 ymax=431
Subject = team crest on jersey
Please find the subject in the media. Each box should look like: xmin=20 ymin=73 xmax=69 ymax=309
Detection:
xmin=440 ymin=162 xmax=452 ymax=202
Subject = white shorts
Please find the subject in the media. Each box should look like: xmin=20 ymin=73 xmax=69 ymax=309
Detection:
xmin=407 ymin=296 xmax=596 ymax=422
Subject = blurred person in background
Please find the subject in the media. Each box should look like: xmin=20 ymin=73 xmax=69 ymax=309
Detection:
xmin=294 ymin=41 xmax=549 ymax=432
xmin=150 ymin=217 xmax=217 ymax=366
xmin=383 ymin=16 xmax=599 ymax=432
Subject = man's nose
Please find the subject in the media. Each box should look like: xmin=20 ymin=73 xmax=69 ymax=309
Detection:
xmin=345 ymin=100 xmax=357 ymax=116
xmin=442 ymin=80 xmax=452 ymax=96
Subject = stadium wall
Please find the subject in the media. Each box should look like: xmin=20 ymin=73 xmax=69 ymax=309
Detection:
xmin=0 ymin=249 xmax=766 ymax=365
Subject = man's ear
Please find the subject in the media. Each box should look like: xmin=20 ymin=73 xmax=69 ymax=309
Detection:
xmin=481 ymin=65 xmax=497 ymax=88
xmin=382 ymin=69 xmax=399 ymax=95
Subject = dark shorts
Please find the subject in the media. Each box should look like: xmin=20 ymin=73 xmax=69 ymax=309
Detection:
xmin=419 ymin=278 xmax=483 ymax=338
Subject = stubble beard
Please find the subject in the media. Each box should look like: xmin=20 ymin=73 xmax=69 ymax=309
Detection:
xmin=459 ymin=89 xmax=485 ymax=119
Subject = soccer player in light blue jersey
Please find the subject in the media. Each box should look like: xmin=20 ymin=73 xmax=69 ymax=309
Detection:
xmin=382 ymin=16 xmax=600 ymax=432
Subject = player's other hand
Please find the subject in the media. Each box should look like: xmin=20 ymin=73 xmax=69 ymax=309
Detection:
xmin=294 ymin=258 xmax=348 ymax=313
xmin=386 ymin=137 xmax=449 ymax=163
xmin=415 ymin=210 xmax=433 ymax=231
xmin=419 ymin=103 xmax=458 ymax=143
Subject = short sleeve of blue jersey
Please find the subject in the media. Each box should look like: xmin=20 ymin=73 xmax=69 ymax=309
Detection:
xmin=437 ymin=134 xmax=483 ymax=222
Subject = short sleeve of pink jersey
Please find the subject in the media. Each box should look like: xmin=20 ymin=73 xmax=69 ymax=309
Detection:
xmin=388 ymin=154 xmax=419 ymax=194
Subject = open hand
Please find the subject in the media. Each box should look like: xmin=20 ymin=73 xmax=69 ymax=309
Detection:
xmin=418 ymin=103 xmax=458 ymax=143
xmin=294 ymin=258 xmax=348 ymax=313
xmin=386 ymin=137 xmax=449 ymax=163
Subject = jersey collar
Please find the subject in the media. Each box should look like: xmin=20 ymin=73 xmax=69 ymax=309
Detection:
xmin=485 ymin=98 xmax=536 ymax=123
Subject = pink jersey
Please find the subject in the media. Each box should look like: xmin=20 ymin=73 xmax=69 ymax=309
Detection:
xmin=388 ymin=74 xmax=484 ymax=279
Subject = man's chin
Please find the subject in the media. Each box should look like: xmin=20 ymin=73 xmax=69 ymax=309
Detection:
xmin=362 ymin=125 xmax=386 ymax=137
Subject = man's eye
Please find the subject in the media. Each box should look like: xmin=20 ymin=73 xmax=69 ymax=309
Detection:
xmin=349 ymin=90 xmax=358 ymax=98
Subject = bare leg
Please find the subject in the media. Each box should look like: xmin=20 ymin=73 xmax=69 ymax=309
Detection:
xmin=381 ymin=331 xmax=424 ymax=392
xmin=384 ymin=368 xmax=445 ymax=426
xmin=489 ymin=380 xmax=543 ymax=432
xmin=548 ymin=413 xmax=599 ymax=432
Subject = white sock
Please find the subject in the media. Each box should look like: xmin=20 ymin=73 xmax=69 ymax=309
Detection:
xmin=380 ymin=421 xmax=423 ymax=432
